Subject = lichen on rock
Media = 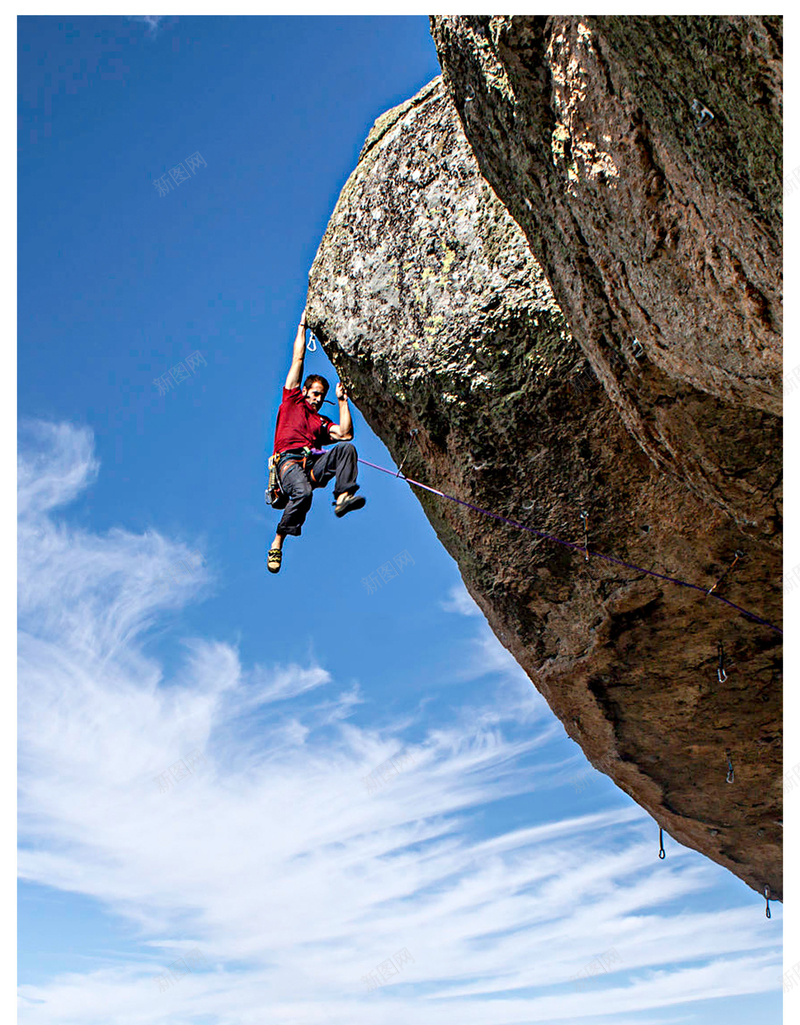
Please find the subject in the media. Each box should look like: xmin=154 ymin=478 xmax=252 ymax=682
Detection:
xmin=307 ymin=45 xmax=781 ymax=901
xmin=431 ymin=15 xmax=782 ymax=535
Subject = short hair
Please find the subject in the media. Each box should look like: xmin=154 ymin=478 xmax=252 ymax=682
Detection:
xmin=302 ymin=374 xmax=329 ymax=395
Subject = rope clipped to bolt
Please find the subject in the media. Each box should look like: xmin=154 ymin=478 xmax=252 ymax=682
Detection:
xmin=357 ymin=457 xmax=781 ymax=635
xmin=395 ymin=429 xmax=419 ymax=478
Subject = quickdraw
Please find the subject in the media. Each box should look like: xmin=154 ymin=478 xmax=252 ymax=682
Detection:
xmin=355 ymin=459 xmax=781 ymax=634
xmin=707 ymin=550 xmax=744 ymax=597
xmin=395 ymin=429 xmax=419 ymax=478
xmin=717 ymin=641 xmax=727 ymax=683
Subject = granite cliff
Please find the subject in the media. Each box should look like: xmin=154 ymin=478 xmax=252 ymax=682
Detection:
xmin=306 ymin=17 xmax=782 ymax=900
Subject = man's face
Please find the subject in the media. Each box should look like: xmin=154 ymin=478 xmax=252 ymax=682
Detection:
xmin=302 ymin=382 xmax=327 ymax=411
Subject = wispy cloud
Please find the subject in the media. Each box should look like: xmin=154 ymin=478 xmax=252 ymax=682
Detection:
xmin=17 ymin=423 xmax=781 ymax=1024
xmin=440 ymin=582 xmax=483 ymax=617
xmin=440 ymin=582 xmax=551 ymax=729
xmin=129 ymin=15 xmax=164 ymax=35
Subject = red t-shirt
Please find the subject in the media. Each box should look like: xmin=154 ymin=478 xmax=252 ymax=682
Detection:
xmin=273 ymin=386 xmax=335 ymax=455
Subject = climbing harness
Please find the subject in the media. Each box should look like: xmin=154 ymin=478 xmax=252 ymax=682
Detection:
xmin=357 ymin=459 xmax=781 ymax=635
xmin=658 ymin=827 xmax=666 ymax=860
xmin=707 ymin=550 xmax=744 ymax=597
xmin=764 ymin=886 xmax=772 ymax=919
xmin=726 ymin=751 xmax=735 ymax=784
xmin=717 ymin=641 xmax=727 ymax=683
xmin=266 ymin=448 xmax=313 ymax=509
xmin=266 ymin=454 xmax=288 ymax=509
xmin=580 ymin=511 xmax=589 ymax=562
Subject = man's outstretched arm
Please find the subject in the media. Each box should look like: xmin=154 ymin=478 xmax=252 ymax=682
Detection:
xmin=284 ymin=308 xmax=307 ymax=390
xmin=328 ymin=383 xmax=354 ymax=441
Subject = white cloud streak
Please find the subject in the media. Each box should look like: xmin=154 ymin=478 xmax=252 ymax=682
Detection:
xmin=440 ymin=583 xmax=483 ymax=618
xmin=129 ymin=15 xmax=164 ymax=34
xmin=17 ymin=423 xmax=781 ymax=1024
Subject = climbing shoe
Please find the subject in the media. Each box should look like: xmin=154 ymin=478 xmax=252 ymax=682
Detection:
xmin=334 ymin=494 xmax=366 ymax=518
xmin=267 ymin=548 xmax=282 ymax=573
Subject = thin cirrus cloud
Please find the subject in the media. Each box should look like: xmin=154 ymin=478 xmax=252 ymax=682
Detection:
xmin=130 ymin=15 xmax=164 ymax=33
xmin=17 ymin=421 xmax=780 ymax=1024
xmin=440 ymin=583 xmax=483 ymax=618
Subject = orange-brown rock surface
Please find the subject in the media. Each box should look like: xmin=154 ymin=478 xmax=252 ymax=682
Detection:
xmin=432 ymin=15 xmax=782 ymax=533
xmin=307 ymin=17 xmax=782 ymax=901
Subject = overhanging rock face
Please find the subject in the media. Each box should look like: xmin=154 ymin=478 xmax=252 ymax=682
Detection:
xmin=431 ymin=15 xmax=782 ymax=534
xmin=307 ymin=66 xmax=781 ymax=898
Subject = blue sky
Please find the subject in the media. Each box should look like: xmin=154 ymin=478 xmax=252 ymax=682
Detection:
xmin=16 ymin=14 xmax=785 ymax=1025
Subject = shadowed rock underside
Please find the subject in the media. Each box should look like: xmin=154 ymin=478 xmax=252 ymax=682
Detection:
xmin=307 ymin=50 xmax=781 ymax=901
xmin=431 ymin=15 xmax=782 ymax=535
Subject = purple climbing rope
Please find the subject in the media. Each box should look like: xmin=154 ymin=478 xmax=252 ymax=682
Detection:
xmin=357 ymin=458 xmax=782 ymax=636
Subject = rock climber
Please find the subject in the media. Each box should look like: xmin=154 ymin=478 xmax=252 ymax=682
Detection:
xmin=266 ymin=307 xmax=365 ymax=573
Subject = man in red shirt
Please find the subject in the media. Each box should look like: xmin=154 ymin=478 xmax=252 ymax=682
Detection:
xmin=267 ymin=308 xmax=365 ymax=573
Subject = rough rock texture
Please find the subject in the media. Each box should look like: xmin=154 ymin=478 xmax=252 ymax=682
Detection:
xmin=431 ymin=15 xmax=782 ymax=535
xmin=306 ymin=68 xmax=781 ymax=898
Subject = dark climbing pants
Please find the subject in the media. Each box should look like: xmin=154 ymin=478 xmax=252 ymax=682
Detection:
xmin=276 ymin=443 xmax=360 ymax=537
